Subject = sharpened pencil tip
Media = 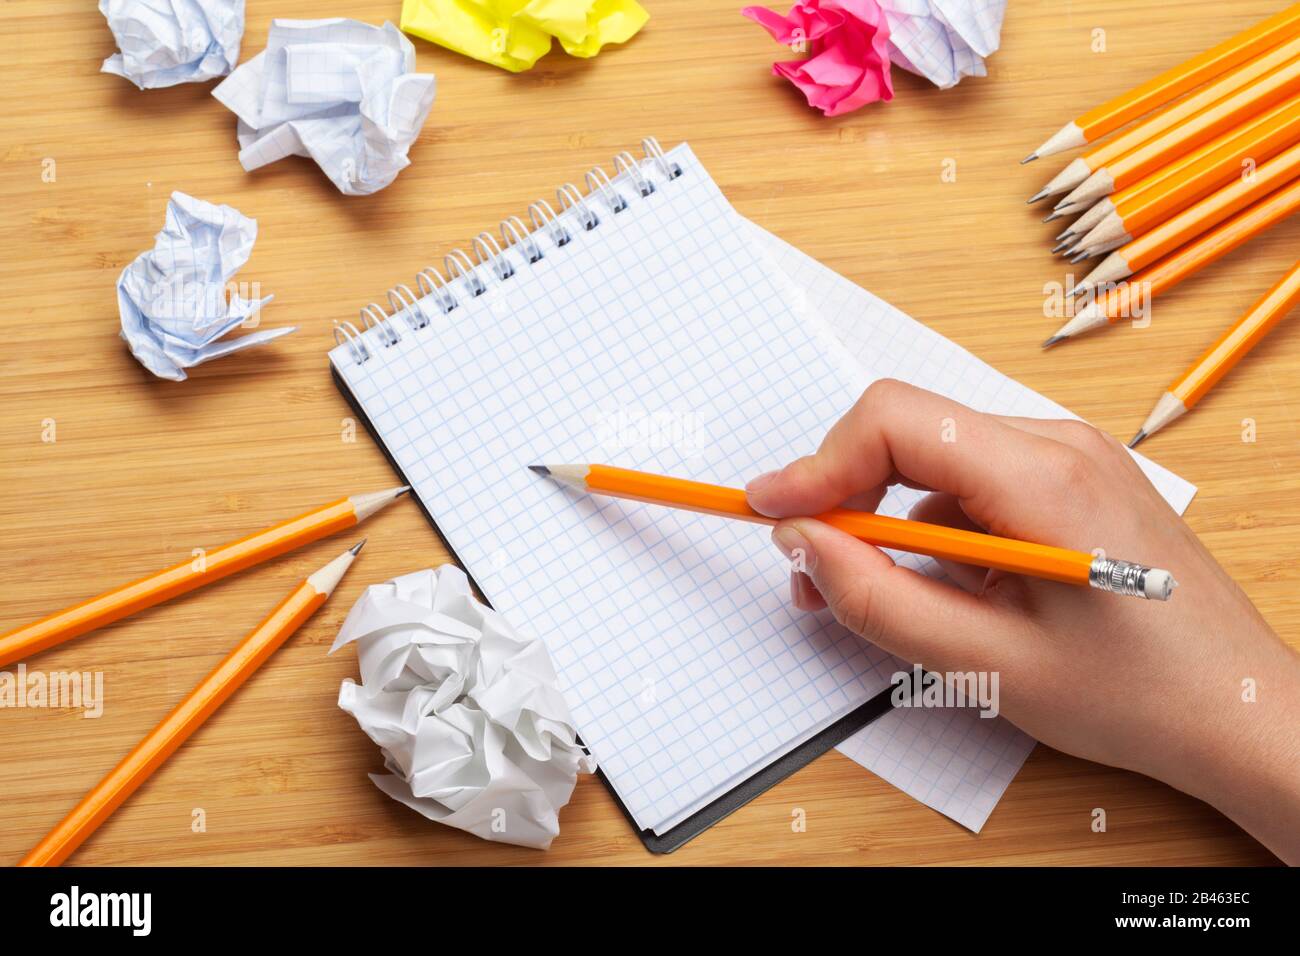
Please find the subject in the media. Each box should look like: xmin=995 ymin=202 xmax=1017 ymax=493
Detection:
xmin=1041 ymin=334 xmax=1067 ymax=350
xmin=1050 ymin=240 xmax=1070 ymax=254
xmin=1020 ymin=152 xmax=1038 ymax=165
xmin=349 ymin=538 xmax=367 ymax=556
xmin=1069 ymin=251 xmax=1089 ymax=264
xmin=1026 ymin=188 xmax=1050 ymax=204
xmin=1055 ymin=226 xmax=1076 ymax=241
xmin=1127 ymin=429 xmax=1148 ymax=450
xmin=1042 ymin=211 xmax=1064 ymax=223
xmin=528 ymin=464 xmax=551 ymax=477
xmin=396 ymin=485 xmax=411 ymax=498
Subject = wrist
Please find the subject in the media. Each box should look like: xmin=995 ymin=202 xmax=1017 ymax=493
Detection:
xmin=1169 ymin=637 xmax=1300 ymax=863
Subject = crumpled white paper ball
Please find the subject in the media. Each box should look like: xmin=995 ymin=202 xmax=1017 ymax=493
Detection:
xmin=333 ymin=565 xmax=595 ymax=850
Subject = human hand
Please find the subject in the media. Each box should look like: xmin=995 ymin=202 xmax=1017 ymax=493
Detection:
xmin=746 ymin=379 xmax=1300 ymax=862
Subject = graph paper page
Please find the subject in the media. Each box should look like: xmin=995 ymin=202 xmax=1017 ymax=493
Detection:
xmin=330 ymin=144 xmax=898 ymax=832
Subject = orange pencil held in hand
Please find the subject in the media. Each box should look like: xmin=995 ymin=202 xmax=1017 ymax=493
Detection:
xmin=530 ymin=463 xmax=1177 ymax=601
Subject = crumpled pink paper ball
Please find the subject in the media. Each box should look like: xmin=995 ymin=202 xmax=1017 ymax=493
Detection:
xmin=742 ymin=0 xmax=894 ymax=116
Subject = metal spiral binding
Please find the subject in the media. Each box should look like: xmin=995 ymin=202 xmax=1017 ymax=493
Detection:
xmin=336 ymin=137 xmax=682 ymax=366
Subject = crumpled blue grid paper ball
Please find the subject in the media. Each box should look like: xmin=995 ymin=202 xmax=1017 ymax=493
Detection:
xmin=100 ymin=0 xmax=244 ymax=89
xmin=333 ymin=565 xmax=596 ymax=850
xmin=115 ymin=191 xmax=291 ymax=381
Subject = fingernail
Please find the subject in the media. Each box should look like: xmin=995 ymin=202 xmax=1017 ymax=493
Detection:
xmin=791 ymin=570 xmax=816 ymax=609
xmin=772 ymin=524 xmax=813 ymax=570
xmin=746 ymin=470 xmax=779 ymax=493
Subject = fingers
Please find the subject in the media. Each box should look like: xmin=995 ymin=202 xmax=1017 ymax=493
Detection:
xmin=790 ymin=570 xmax=826 ymax=611
xmin=749 ymin=379 xmax=1056 ymax=517
xmin=907 ymin=493 xmax=989 ymax=593
xmin=772 ymin=517 xmax=1012 ymax=671
xmin=747 ymin=379 xmax=1107 ymax=543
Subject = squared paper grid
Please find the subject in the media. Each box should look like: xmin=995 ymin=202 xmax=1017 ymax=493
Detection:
xmin=331 ymin=145 xmax=901 ymax=832
xmin=884 ymin=0 xmax=1006 ymax=88
xmin=747 ymin=217 xmax=1196 ymax=831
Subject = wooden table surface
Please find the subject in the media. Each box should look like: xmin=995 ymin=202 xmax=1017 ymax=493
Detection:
xmin=1 ymin=0 xmax=1295 ymax=866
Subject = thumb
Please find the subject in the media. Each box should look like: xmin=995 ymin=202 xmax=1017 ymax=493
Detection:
xmin=773 ymin=517 xmax=1011 ymax=672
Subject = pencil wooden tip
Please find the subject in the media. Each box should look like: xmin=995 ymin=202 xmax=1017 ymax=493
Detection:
xmin=351 ymin=486 xmax=412 ymax=523
xmin=1050 ymin=240 xmax=1071 ymax=254
xmin=1042 ymin=210 xmax=1064 ymax=223
xmin=1020 ymin=152 xmax=1038 ymax=165
xmin=309 ymin=542 xmax=363 ymax=595
xmin=1126 ymin=430 xmax=1148 ymax=450
xmin=530 ymin=463 xmax=589 ymax=489
xmin=1026 ymin=188 xmax=1051 ymax=204
xmin=1041 ymin=334 xmax=1067 ymax=350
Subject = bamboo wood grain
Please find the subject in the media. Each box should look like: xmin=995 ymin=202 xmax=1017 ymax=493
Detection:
xmin=0 ymin=0 xmax=1294 ymax=866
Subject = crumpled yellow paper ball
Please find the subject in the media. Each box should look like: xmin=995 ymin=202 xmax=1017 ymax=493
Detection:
xmin=401 ymin=0 xmax=649 ymax=72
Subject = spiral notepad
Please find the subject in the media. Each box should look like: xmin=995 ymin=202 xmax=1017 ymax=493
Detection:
xmin=328 ymin=139 xmax=1197 ymax=848
xmin=329 ymin=139 xmax=908 ymax=848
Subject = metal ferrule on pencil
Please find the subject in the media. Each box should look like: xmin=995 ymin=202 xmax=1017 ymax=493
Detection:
xmin=1088 ymin=556 xmax=1174 ymax=601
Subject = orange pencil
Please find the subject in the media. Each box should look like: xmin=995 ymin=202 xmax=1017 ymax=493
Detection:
xmin=1072 ymin=142 xmax=1300 ymax=288
xmin=1031 ymin=35 xmax=1300 ymax=204
xmin=0 ymin=486 xmax=406 ymax=668
xmin=1054 ymin=61 xmax=1300 ymax=212
xmin=17 ymin=542 xmax=364 ymax=867
xmin=1043 ymin=177 xmax=1300 ymax=346
xmin=529 ymin=464 xmax=1176 ymax=600
xmin=1025 ymin=3 xmax=1300 ymax=162
xmin=1060 ymin=96 xmax=1300 ymax=249
xmin=1129 ymin=261 xmax=1300 ymax=446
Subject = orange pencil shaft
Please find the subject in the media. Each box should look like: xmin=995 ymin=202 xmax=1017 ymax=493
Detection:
xmin=1099 ymin=178 xmax=1300 ymax=324
xmin=1074 ymin=4 xmax=1300 ymax=143
xmin=581 ymin=465 xmax=1094 ymax=585
xmin=1122 ymin=142 xmax=1300 ymax=270
xmin=1082 ymin=39 xmax=1300 ymax=176
xmin=18 ymin=578 xmax=328 ymax=867
xmin=1103 ymin=55 xmax=1300 ymax=192
xmin=1119 ymin=97 xmax=1300 ymax=233
xmin=0 ymin=498 xmax=356 ymax=667
xmin=1173 ymin=261 xmax=1300 ymax=407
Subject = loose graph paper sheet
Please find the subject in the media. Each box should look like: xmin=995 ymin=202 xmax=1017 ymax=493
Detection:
xmin=748 ymin=219 xmax=1196 ymax=831
xmin=331 ymin=144 xmax=898 ymax=833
